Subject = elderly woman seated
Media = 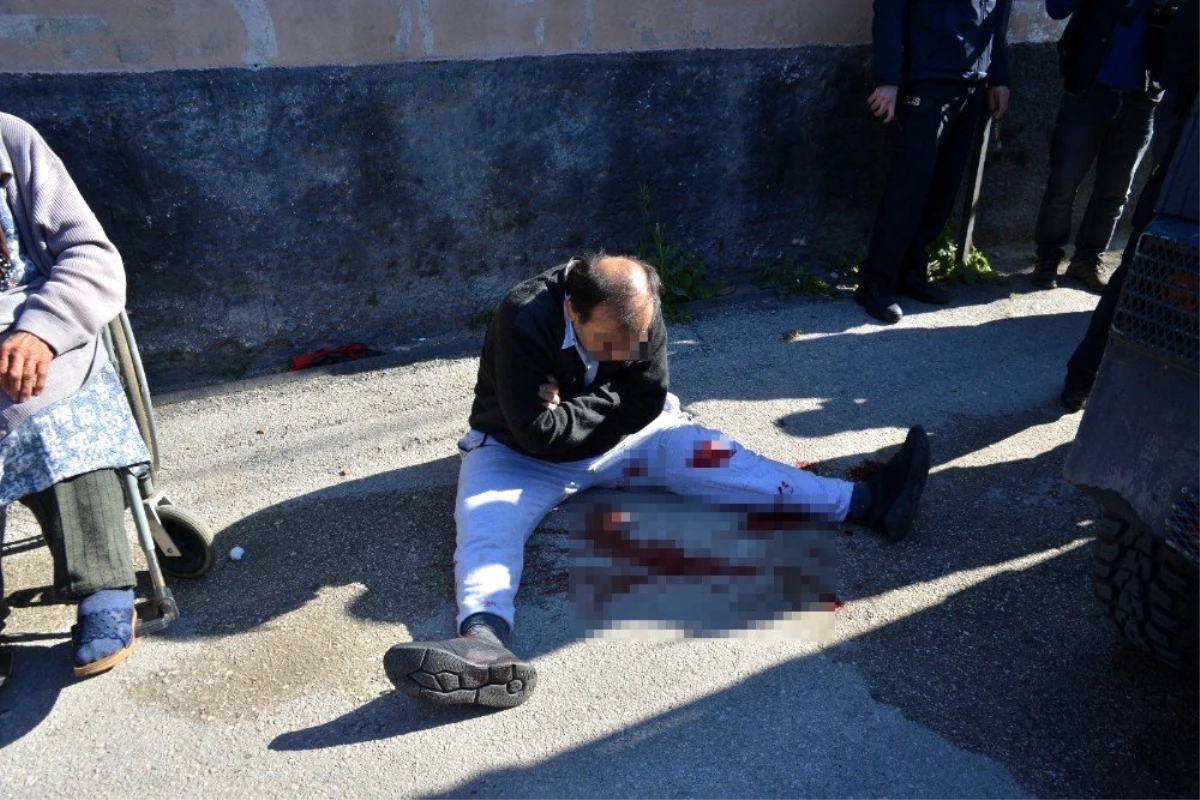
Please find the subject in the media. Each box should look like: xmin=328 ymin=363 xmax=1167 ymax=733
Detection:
xmin=0 ymin=112 xmax=150 ymax=678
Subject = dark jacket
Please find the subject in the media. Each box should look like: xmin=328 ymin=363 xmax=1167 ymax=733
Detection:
xmin=468 ymin=263 xmax=670 ymax=463
xmin=1054 ymin=0 xmax=1166 ymax=97
xmin=1156 ymin=0 xmax=1197 ymax=113
xmin=873 ymin=0 xmax=1012 ymax=87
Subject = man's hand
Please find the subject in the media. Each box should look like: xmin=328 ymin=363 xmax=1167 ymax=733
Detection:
xmin=988 ymin=86 xmax=1010 ymax=120
xmin=868 ymin=85 xmax=899 ymax=124
xmin=538 ymin=375 xmax=561 ymax=410
xmin=0 ymin=331 xmax=54 ymax=404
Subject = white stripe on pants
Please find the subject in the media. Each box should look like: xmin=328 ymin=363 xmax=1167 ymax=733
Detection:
xmin=454 ymin=398 xmax=854 ymax=631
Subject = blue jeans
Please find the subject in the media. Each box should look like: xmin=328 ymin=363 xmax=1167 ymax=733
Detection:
xmin=1034 ymin=86 xmax=1157 ymax=265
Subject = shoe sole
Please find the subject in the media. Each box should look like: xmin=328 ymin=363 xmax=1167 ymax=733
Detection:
xmin=879 ymin=426 xmax=931 ymax=542
xmin=72 ymin=608 xmax=137 ymax=679
xmin=384 ymin=644 xmax=536 ymax=709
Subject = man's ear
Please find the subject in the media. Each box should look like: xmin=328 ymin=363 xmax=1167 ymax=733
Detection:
xmin=565 ymin=295 xmax=578 ymax=324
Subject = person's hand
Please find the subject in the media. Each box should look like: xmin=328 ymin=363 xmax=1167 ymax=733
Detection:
xmin=538 ymin=375 xmax=560 ymax=410
xmin=868 ymin=85 xmax=899 ymax=123
xmin=988 ymin=86 xmax=1010 ymax=120
xmin=0 ymin=331 xmax=54 ymax=403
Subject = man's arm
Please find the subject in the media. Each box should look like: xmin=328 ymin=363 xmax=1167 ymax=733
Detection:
xmin=588 ymin=313 xmax=669 ymax=438
xmin=11 ymin=123 xmax=125 ymax=358
xmin=987 ymin=1 xmax=1013 ymax=119
xmin=492 ymin=305 xmax=668 ymax=456
xmin=872 ymin=0 xmax=908 ymax=87
xmin=492 ymin=310 xmax=625 ymax=457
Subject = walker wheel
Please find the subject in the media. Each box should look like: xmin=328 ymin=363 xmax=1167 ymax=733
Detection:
xmin=154 ymin=505 xmax=214 ymax=579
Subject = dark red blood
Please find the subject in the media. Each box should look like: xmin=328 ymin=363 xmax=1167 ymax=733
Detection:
xmin=688 ymin=439 xmax=735 ymax=469
xmin=623 ymin=458 xmax=648 ymax=478
xmin=846 ymin=459 xmax=884 ymax=482
xmin=585 ymin=508 xmax=757 ymax=579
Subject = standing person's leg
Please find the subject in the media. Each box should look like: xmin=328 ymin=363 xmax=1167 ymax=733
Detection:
xmin=856 ymin=82 xmax=952 ymax=323
xmin=1032 ymin=90 xmax=1111 ymax=288
xmin=385 ymin=436 xmax=582 ymax=708
xmin=1066 ymin=93 xmax=1157 ymax=292
xmin=1062 ymin=138 xmax=1170 ymax=409
xmin=896 ymin=84 xmax=988 ymax=304
xmin=18 ymin=469 xmax=137 ymax=677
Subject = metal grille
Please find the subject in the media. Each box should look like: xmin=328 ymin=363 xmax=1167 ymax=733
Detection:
xmin=1166 ymin=485 xmax=1199 ymax=567
xmin=1112 ymin=232 xmax=1200 ymax=372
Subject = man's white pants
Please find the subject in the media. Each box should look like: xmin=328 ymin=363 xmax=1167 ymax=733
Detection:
xmin=454 ymin=397 xmax=854 ymax=631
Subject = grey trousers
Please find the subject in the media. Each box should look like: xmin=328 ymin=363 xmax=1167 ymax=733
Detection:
xmin=1034 ymin=86 xmax=1157 ymax=265
xmin=1 ymin=469 xmax=135 ymax=633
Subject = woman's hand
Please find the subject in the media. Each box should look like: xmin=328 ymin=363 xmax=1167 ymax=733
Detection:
xmin=0 ymin=331 xmax=54 ymax=403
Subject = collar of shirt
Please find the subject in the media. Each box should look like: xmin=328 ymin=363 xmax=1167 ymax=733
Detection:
xmin=562 ymin=301 xmax=599 ymax=388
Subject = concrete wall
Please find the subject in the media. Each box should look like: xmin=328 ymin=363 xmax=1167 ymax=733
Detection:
xmin=0 ymin=0 xmax=1059 ymax=71
xmin=0 ymin=3 xmax=1069 ymax=389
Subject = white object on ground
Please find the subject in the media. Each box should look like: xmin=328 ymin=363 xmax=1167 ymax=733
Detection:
xmin=229 ymin=546 xmax=245 ymax=561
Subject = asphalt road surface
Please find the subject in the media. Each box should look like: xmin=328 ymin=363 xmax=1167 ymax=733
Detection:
xmin=2 ymin=265 xmax=1197 ymax=798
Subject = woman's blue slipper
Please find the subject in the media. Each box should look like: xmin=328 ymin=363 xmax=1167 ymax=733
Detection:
xmin=72 ymin=589 xmax=136 ymax=678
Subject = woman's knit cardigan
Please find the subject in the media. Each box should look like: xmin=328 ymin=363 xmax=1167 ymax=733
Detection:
xmin=0 ymin=112 xmax=125 ymax=437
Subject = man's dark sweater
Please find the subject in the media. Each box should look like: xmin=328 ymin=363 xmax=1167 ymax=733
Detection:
xmin=872 ymin=0 xmax=1012 ymax=87
xmin=468 ymin=263 xmax=670 ymax=463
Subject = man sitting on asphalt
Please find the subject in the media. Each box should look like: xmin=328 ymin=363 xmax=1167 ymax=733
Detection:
xmin=385 ymin=254 xmax=932 ymax=709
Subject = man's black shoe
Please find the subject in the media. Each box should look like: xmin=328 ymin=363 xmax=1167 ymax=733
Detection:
xmin=864 ymin=425 xmax=931 ymax=542
xmin=1030 ymin=258 xmax=1059 ymax=290
xmin=1060 ymin=383 xmax=1090 ymax=412
xmin=900 ymin=280 xmax=951 ymax=306
xmin=854 ymin=284 xmax=903 ymax=324
xmin=384 ymin=632 xmax=537 ymax=709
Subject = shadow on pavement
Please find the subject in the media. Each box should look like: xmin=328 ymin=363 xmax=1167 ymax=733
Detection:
xmin=268 ymin=692 xmax=497 ymax=751
xmin=430 ymin=540 xmax=1198 ymax=799
xmin=0 ymin=641 xmax=70 ymax=748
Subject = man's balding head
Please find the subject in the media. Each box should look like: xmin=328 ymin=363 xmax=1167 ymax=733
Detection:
xmin=565 ymin=253 xmax=661 ymax=328
xmin=565 ymin=253 xmax=661 ymax=362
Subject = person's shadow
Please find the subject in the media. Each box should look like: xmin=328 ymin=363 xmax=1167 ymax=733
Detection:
xmin=0 ymin=641 xmax=71 ymax=748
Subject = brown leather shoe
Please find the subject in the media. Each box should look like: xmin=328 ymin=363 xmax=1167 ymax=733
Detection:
xmin=1065 ymin=260 xmax=1107 ymax=293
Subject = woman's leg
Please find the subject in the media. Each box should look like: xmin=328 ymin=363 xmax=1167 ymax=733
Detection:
xmin=20 ymin=469 xmax=136 ymax=674
xmin=19 ymin=469 xmax=134 ymax=599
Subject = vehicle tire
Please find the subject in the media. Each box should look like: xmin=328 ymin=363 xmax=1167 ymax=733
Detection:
xmin=1092 ymin=513 xmax=1199 ymax=671
xmin=153 ymin=504 xmax=215 ymax=579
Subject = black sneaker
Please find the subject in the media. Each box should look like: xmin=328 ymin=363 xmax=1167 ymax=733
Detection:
xmin=1060 ymin=383 xmax=1090 ymax=412
xmin=1064 ymin=260 xmax=1106 ymax=293
xmin=384 ymin=632 xmax=537 ymax=709
xmin=854 ymin=283 xmax=903 ymax=324
xmin=1031 ymin=258 xmax=1059 ymax=290
xmin=900 ymin=279 xmax=951 ymax=306
xmin=864 ymin=425 xmax=932 ymax=542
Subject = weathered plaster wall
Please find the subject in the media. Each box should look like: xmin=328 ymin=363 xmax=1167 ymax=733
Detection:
xmin=0 ymin=1 xmax=1060 ymax=72
xmin=0 ymin=3 xmax=1072 ymax=388
xmin=0 ymin=41 xmax=1068 ymax=390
